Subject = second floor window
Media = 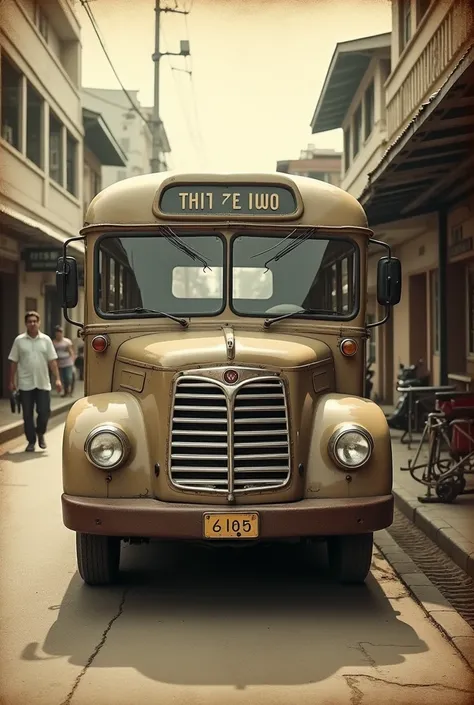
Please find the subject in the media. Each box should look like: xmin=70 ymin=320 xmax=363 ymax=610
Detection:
xmin=26 ymin=82 xmax=43 ymax=168
xmin=353 ymin=105 xmax=362 ymax=158
xmin=400 ymin=0 xmax=412 ymax=51
xmin=1 ymin=54 xmax=21 ymax=150
xmin=49 ymin=112 xmax=63 ymax=186
xmin=66 ymin=132 xmax=78 ymax=196
xmin=343 ymin=127 xmax=351 ymax=172
xmin=364 ymin=80 xmax=375 ymax=140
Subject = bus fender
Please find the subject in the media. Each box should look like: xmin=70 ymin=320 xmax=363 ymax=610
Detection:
xmin=62 ymin=392 xmax=152 ymax=498
xmin=303 ymin=393 xmax=392 ymax=499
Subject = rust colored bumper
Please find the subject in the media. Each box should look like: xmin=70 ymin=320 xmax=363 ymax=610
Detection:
xmin=62 ymin=493 xmax=394 ymax=539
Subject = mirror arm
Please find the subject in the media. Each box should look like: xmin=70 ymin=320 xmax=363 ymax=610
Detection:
xmin=60 ymin=235 xmax=85 ymax=330
xmin=371 ymin=238 xmax=392 ymax=258
xmin=367 ymin=305 xmax=390 ymax=329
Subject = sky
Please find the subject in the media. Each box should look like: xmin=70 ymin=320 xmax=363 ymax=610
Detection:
xmin=79 ymin=0 xmax=392 ymax=172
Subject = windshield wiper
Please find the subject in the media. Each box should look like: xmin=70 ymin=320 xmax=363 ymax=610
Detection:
xmin=158 ymin=226 xmax=210 ymax=271
xmin=264 ymin=308 xmax=336 ymax=328
xmin=253 ymin=228 xmax=317 ymax=270
xmin=109 ymin=307 xmax=189 ymax=327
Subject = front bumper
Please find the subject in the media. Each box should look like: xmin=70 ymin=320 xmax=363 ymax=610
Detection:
xmin=62 ymin=493 xmax=394 ymax=539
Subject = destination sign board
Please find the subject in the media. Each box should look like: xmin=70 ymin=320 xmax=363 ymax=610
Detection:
xmin=157 ymin=184 xmax=298 ymax=217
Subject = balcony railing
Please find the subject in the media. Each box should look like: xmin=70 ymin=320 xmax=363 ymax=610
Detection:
xmin=386 ymin=0 xmax=474 ymax=140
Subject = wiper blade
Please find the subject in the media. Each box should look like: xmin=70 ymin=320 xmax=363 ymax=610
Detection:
xmin=109 ymin=307 xmax=189 ymax=327
xmin=264 ymin=308 xmax=336 ymax=328
xmin=158 ymin=226 xmax=210 ymax=271
xmin=254 ymin=228 xmax=317 ymax=270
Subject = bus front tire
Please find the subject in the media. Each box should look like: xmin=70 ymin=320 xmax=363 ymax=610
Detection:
xmin=327 ymin=533 xmax=373 ymax=584
xmin=76 ymin=533 xmax=121 ymax=586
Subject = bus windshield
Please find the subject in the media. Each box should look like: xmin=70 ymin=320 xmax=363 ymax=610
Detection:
xmin=96 ymin=231 xmax=357 ymax=319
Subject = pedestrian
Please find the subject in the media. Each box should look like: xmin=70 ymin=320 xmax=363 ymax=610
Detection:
xmin=52 ymin=325 xmax=75 ymax=397
xmin=8 ymin=311 xmax=62 ymax=452
xmin=73 ymin=329 xmax=84 ymax=381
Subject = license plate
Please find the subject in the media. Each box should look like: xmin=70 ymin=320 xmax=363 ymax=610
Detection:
xmin=203 ymin=513 xmax=259 ymax=539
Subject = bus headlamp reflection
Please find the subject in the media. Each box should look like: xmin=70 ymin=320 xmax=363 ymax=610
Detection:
xmin=84 ymin=425 xmax=130 ymax=470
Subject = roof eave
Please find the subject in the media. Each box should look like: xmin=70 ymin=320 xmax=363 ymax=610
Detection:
xmin=310 ymin=32 xmax=391 ymax=134
xmin=82 ymin=108 xmax=128 ymax=167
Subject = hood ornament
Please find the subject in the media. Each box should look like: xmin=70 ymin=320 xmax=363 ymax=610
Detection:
xmin=223 ymin=326 xmax=235 ymax=360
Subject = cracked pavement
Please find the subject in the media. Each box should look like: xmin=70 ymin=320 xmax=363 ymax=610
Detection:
xmin=1 ymin=423 xmax=473 ymax=705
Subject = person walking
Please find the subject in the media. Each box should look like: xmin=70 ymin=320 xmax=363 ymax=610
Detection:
xmin=8 ymin=311 xmax=62 ymax=452
xmin=52 ymin=325 xmax=75 ymax=397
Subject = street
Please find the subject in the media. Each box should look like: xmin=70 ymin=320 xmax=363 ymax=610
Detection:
xmin=0 ymin=422 xmax=472 ymax=705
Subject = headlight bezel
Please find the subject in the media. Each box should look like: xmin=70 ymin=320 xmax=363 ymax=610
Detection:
xmin=84 ymin=424 xmax=130 ymax=470
xmin=328 ymin=424 xmax=374 ymax=470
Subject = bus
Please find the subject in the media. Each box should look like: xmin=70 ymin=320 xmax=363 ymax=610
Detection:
xmin=57 ymin=171 xmax=401 ymax=586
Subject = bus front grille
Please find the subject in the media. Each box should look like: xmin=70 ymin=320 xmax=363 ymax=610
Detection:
xmin=170 ymin=375 xmax=291 ymax=494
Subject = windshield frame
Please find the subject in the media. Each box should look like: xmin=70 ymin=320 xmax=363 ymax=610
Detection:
xmin=93 ymin=230 xmax=228 ymax=320
xmin=229 ymin=230 xmax=361 ymax=322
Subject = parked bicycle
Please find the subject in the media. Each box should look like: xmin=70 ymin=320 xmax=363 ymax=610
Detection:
xmin=405 ymin=391 xmax=474 ymax=503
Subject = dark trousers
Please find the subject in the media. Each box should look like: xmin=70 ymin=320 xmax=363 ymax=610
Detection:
xmin=19 ymin=389 xmax=51 ymax=444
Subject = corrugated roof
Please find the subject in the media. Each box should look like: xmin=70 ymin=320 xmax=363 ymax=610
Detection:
xmin=361 ymin=43 xmax=474 ymax=200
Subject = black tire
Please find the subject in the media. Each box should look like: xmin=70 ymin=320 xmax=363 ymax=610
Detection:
xmin=76 ymin=533 xmax=121 ymax=586
xmin=327 ymin=533 xmax=373 ymax=584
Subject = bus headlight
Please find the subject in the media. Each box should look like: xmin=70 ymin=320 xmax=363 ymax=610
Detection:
xmin=328 ymin=425 xmax=373 ymax=470
xmin=84 ymin=425 xmax=130 ymax=470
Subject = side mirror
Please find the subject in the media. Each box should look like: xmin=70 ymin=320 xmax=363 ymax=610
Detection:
xmin=56 ymin=256 xmax=79 ymax=309
xmin=377 ymin=256 xmax=402 ymax=307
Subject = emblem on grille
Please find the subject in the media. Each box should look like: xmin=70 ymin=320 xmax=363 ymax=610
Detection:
xmin=223 ymin=369 xmax=239 ymax=384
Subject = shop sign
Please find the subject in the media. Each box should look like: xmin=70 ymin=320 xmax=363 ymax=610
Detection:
xmin=23 ymin=248 xmax=62 ymax=272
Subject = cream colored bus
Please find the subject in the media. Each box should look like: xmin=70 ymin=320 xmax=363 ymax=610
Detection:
xmin=57 ymin=172 xmax=401 ymax=586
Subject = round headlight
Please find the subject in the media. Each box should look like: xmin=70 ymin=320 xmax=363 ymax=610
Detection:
xmin=329 ymin=426 xmax=373 ymax=469
xmin=85 ymin=426 xmax=129 ymax=470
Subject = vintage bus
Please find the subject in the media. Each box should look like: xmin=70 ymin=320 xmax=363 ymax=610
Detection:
xmin=57 ymin=172 xmax=401 ymax=586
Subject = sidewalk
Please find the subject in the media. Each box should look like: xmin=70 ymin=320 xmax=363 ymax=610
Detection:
xmin=0 ymin=381 xmax=84 ymax=445
xmin=390 ymin=427 xmax=474 ymax=578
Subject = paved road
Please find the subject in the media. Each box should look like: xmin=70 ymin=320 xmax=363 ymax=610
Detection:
xmin=1 ymin=423 xmax=473 ymax=705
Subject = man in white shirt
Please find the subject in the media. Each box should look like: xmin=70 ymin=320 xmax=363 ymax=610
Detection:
xmin=8 ymin=311 xmax=62 ymax=452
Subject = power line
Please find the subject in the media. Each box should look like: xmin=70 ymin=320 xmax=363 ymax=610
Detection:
xmin=79 ymin=0 xmax=151 ymax=131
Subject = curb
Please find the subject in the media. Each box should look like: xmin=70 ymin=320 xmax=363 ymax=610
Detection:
xmin=0 ymin=399 xmax=76 ymax=445
xmin=374 ymin=528 xmax=474 ymax=672
xmin=393 ymin=487 xmax=474 ymax=579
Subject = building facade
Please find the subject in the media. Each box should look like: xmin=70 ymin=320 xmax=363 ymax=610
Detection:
xmin=310 ymin=0 xmax=474 ymax=403
xmin=276 ymin=146 xmax=342 ymax=187
xmin=81 ymin=88 xmax=170 ymax=188
xmin=0 ymin=0 xmax=83 ymax=397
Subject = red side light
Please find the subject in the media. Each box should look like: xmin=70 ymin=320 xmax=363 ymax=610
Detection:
xmin=91 ymin=335 xmax=109 ymax=353
xmin=340 ymin=338 xmax=358 ymax=357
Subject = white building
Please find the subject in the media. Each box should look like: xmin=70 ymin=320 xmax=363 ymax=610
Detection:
xmin=0 ymin=0 xmax=83 ymax=397
xmin=81 ymin=88 xmax=171 ymax=188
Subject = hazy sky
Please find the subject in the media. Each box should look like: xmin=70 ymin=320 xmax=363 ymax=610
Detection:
xmin=79 ymin=0 xmax=391 ymax=172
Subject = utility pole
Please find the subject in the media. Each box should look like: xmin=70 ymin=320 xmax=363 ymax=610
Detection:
xmin=150 ymin=0 xmax=190 ymax=173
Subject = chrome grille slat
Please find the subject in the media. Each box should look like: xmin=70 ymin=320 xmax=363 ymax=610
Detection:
xmin=234 ymin=417 xmax=286 ymax=425
xmin=170 ymin=375 xmax=290 ymax=493
xmin=176 ymin=392 xmax=226 ymax=398
xmin=234 ymin=441 xmax=288 ymax=448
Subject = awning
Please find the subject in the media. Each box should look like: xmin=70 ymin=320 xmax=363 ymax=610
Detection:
xmin=310 ymin=33 xmax=391 ymax=134
xmin=0 ymin=205 xmax=84 ymax=255
xmin=360 ymin=45 xmax=474 ymax=226
xmin=82 ymin=108 xmax=127 ymax=167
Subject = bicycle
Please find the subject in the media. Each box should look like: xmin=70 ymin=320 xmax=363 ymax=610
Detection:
xmin=403 ymin=391 xmax=474 ymax=503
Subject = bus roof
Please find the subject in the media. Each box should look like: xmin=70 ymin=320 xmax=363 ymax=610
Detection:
xmin=83 ymin=171 xmax=369 ymax=230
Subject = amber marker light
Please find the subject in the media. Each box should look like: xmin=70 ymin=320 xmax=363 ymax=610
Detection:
xmin=340 ymin=338 xmax=358 ymax=357
xmin=91 ymin=335 xmax=109 ymax=353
